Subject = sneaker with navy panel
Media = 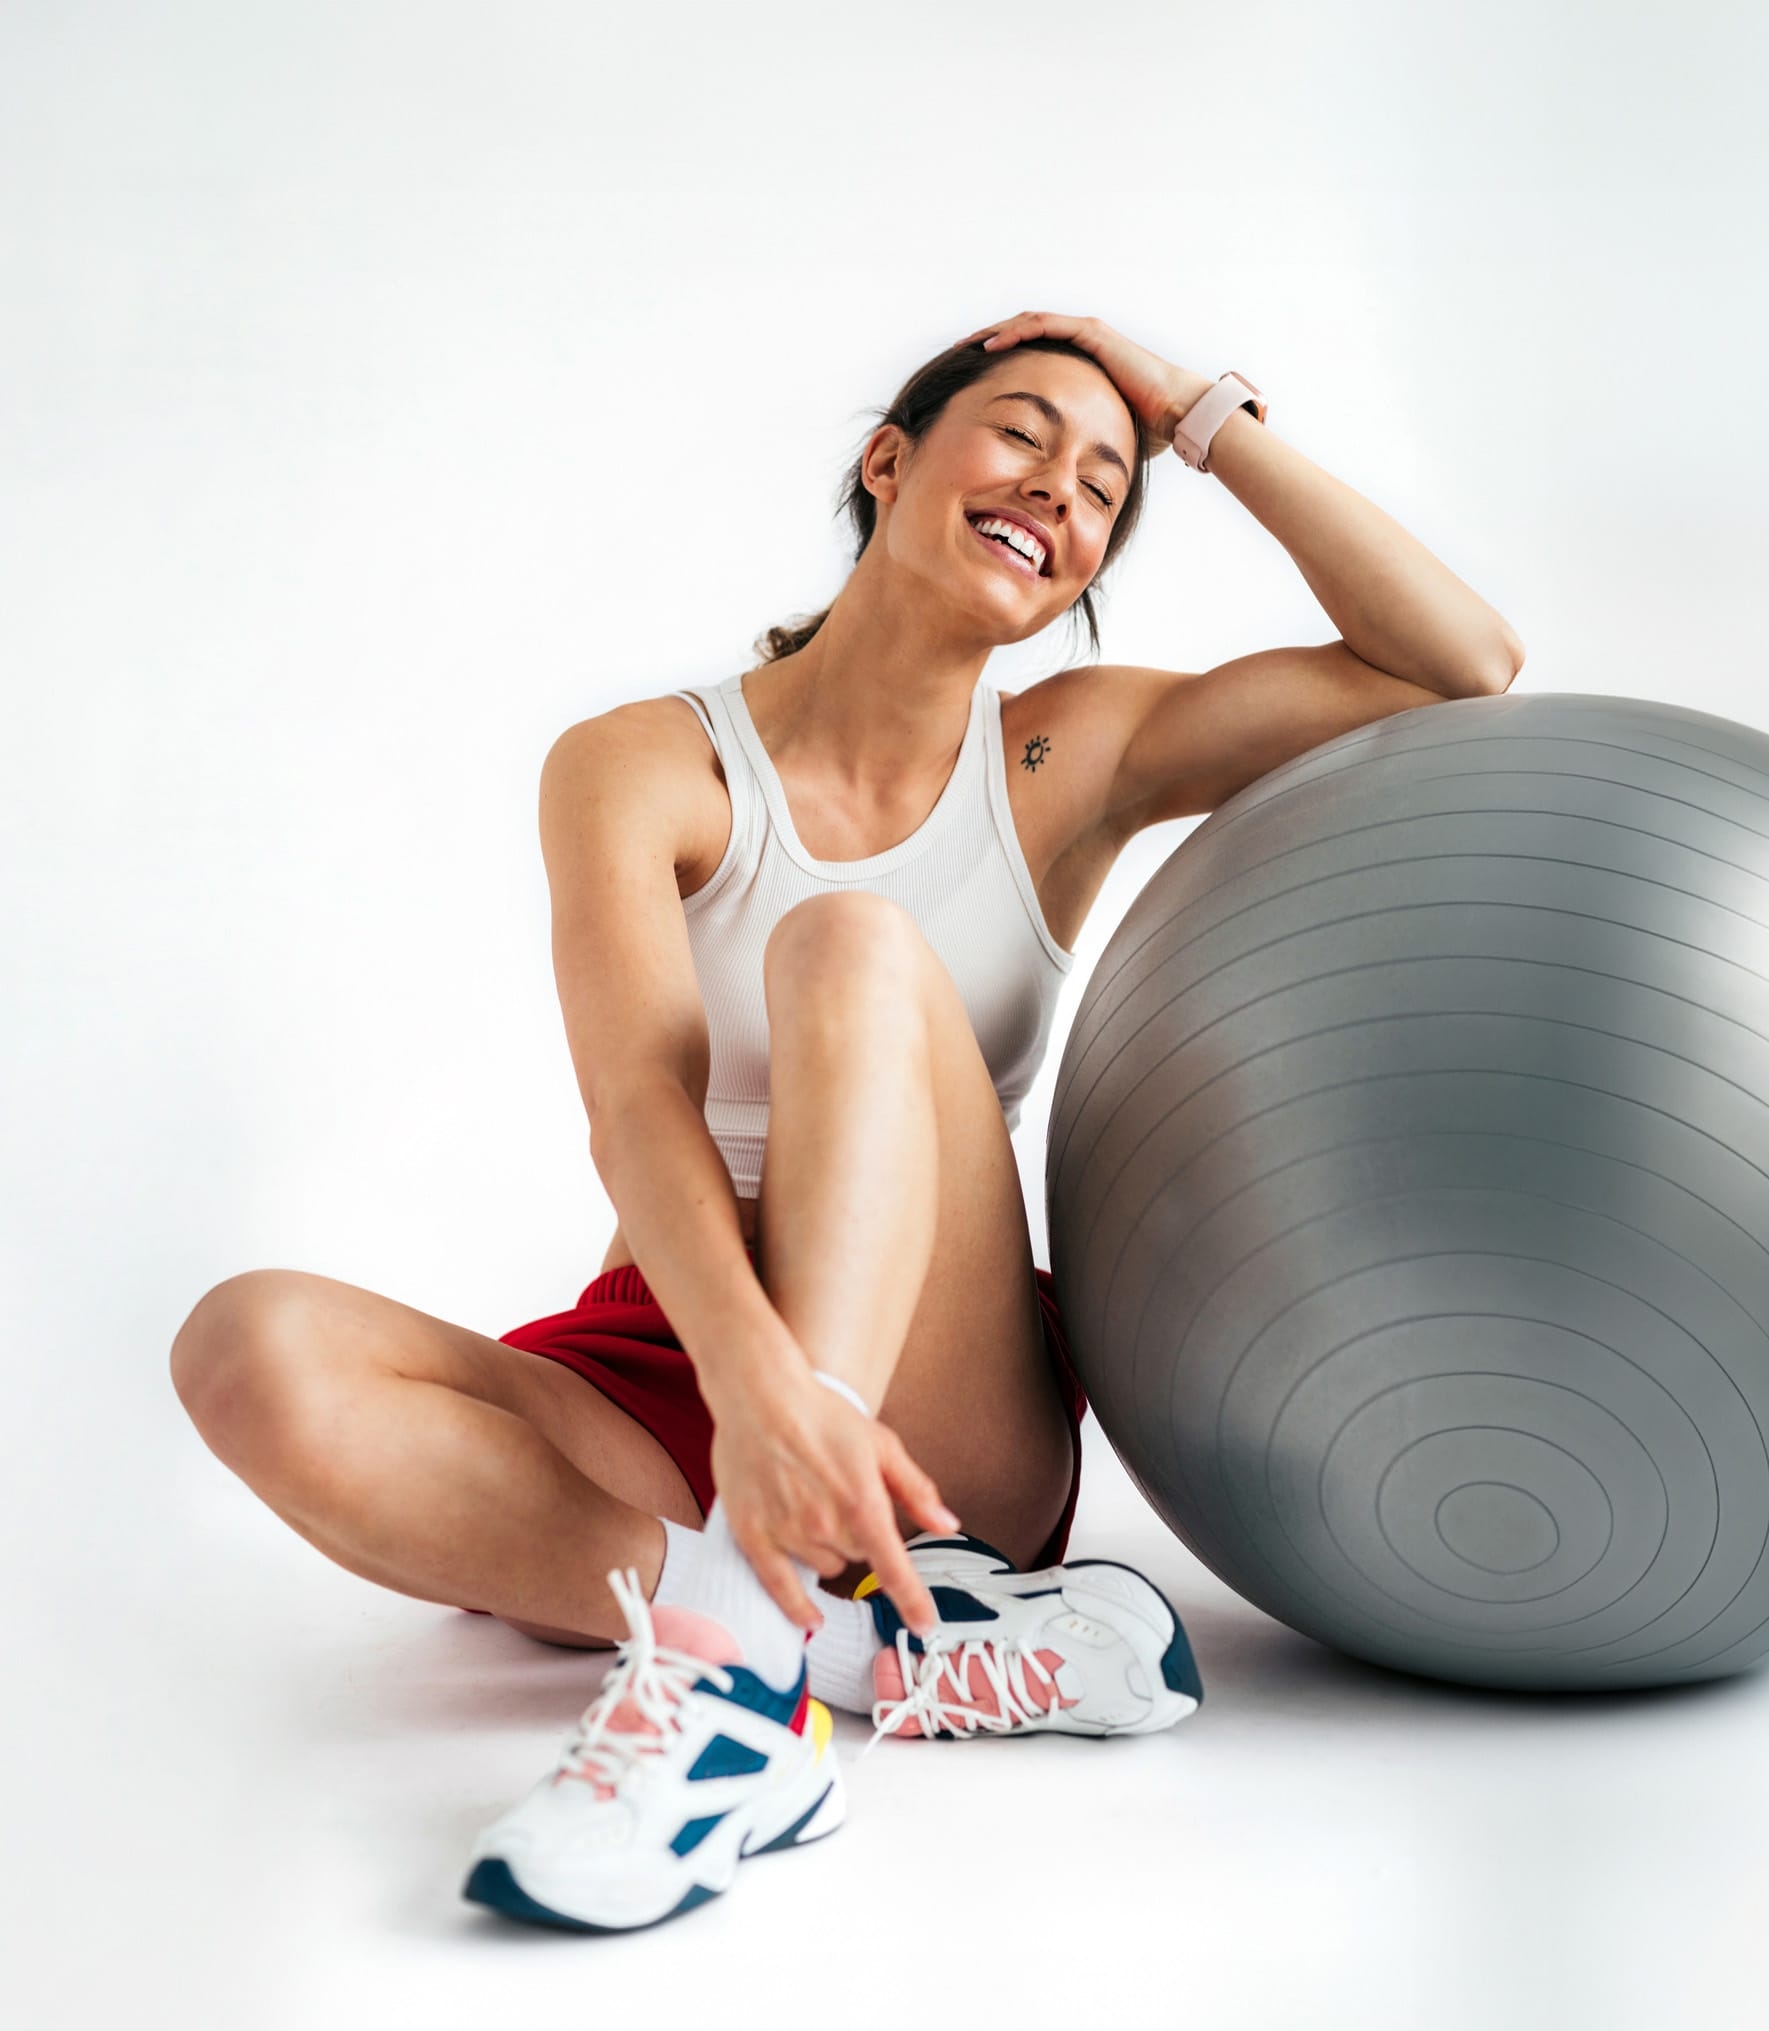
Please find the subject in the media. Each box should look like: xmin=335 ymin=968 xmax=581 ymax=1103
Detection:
xmin=860 ymin=1531 xmax=1204 ymax=1744
xmin=462 ymin=1568 xmax=843 ymax=1933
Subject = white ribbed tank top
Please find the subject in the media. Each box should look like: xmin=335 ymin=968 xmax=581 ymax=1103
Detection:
xmin=669 ymin=672 xmax=1076 ymax=1196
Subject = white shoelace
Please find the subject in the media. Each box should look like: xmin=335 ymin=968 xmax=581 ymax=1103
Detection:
xmin=555 ymin=1567 xmax=734 ymax=1793
xmin=865 ymin=1629 xmax=1060 ymax=1753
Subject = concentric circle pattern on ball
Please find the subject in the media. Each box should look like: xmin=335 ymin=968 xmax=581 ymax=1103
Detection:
xmin=1046 ymin=692 xmax=1769 ymax=1690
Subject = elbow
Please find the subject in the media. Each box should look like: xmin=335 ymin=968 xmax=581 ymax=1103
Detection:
xmin=1463 ymin=632 xmax=1523 ymax=697
xmin=588 ymin=1068 xmax=705 ymax=1151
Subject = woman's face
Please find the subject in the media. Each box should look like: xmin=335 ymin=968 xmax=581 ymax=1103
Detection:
xmin=872 ymin=351 xmax=1139 ymax=637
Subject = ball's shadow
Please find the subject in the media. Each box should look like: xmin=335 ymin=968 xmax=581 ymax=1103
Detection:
xmin=1196 ymin=1598 xmax=1766 ymax=1722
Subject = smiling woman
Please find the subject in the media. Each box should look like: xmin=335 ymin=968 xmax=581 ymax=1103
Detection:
xmin=171 ymin=307 xmax=1521 ymax=1937
xmin=753 ymin=334 xmax=1160 ymax=664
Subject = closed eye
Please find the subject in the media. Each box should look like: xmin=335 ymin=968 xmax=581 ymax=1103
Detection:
xmin=1001 ymin=425 xmax=1113 ymax=508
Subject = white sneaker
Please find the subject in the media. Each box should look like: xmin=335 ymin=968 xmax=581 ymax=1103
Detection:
xmin=861 ymin=1533 xmax=1204 ymax=1745
xmin=463 ymin=1570 xmax=844 ymax=1932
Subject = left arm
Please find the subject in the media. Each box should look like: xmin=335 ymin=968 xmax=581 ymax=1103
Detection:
xmin=1100 ymin=366 xmax=1524 ymax=824
xmin=1160 ymin=364 xmax=1525 ymax=698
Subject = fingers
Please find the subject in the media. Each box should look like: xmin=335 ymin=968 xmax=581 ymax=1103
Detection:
xmin=877 ymin=1426 xmax=960 ymax=1540
xmin=805 ymin=1540 xmax=852 ymax=1582
xmin=958 ymin=311 xmax=1099 ymax=357
xmin=861 ymin=1509 xmax=940 ymax=1639
xmin=715 ymin=1401 xmax=961 ymax=1642
xmin=746 ymin=1540 xmax=824 ymax=1635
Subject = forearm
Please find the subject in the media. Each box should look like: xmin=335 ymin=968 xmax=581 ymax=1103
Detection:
xmin=1168 ymin=368 xmax=1523 ymax=697
xmin=589 ymin=1081 xmax=805 ymax=1412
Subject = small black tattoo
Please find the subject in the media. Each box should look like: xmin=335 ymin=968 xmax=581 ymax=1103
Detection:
xmin=1020 ymin=734 xmax=1053 ymax=772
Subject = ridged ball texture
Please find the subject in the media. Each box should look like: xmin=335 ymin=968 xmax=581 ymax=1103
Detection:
xmin=1047 ymin=692 xmax=1769 ymax=1690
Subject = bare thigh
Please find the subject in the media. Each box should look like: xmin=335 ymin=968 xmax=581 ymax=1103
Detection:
xmin=171 ymin=1267 xmax=704 ymax=1639
xmin=758 ymin=895 xmax=1074 ymax=1566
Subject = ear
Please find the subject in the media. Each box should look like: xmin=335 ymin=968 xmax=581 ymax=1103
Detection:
xmin=860 ymin=421 xmax=908 ymax=506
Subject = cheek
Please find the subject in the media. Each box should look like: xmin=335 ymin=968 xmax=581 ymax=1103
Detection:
xmin=1071 ymin=532 xmax=1111 ymax=583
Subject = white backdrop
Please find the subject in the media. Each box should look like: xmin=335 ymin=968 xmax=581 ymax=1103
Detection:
xmin=5 ymin=2 xmax=1767 ymax=2025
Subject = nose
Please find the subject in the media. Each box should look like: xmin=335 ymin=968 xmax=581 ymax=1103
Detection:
xmin=1020 ymin=479 xmax=1068 ymax=521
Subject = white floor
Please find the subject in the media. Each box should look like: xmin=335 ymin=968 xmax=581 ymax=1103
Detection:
xmin=14 ymin=1396 xmax=1767 ymax=2031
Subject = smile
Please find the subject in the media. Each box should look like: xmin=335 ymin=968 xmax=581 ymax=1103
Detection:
xmin=966 ymin=516 xmax=1046 ymax=582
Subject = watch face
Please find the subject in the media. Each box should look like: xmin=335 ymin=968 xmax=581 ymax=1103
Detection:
xmin=1229 ymin=371 xmax=1267 ymax=422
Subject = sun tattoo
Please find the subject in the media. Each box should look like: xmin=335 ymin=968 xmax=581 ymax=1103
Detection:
xmin=1020 ymin=734 xmax=1053 ymax=772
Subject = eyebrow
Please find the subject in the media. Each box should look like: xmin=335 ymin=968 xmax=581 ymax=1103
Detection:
xmin=985 ymin=391 xmax=1132 ymax=485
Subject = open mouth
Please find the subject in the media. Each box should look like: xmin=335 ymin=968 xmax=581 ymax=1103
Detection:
xmin=965 ymin=513 xmax=1050 ymax=579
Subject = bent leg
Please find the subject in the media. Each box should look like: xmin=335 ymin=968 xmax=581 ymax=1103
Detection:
xmin=758 ymin=894 xmax=1075 ymax=1570
xmin=169 ymin=1267 xmax=705 ymax=1645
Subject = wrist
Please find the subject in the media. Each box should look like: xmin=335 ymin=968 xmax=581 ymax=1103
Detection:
xmin=1169 ymin=369 xmax=1268 ymax=475
xmin=810 ymin=1369 xmax=873 ymax=1418
xmin=1161 ymin=368 xmax=1217 ymax=438
xmin=697 ymin=1327 xmax=814 ymax=1423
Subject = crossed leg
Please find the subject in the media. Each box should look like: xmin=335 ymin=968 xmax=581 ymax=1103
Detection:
xmin=169 ymin=891 xmax=1073 ymax=1646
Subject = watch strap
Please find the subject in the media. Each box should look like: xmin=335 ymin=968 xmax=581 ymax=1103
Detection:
xmin=1171 ymin=370 xmax=1267 ymax=473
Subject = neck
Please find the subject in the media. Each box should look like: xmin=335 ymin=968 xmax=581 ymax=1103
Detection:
xmin=745 ymin=551 xmax=998 ymax=798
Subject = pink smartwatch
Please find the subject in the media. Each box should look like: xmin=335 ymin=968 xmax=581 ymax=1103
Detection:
xmin=1171 ymin=370 xmax=1267 ymax=473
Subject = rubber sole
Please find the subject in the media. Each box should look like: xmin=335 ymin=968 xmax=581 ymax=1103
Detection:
xmin=462 ymin=1768 xmax=844 ymax=1934
xmin=462 ymin=1857 xmax=718 ymax=1935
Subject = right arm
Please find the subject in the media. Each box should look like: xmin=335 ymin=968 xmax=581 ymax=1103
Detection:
xmin=539 ymin=707 xmax=949 ymax=1630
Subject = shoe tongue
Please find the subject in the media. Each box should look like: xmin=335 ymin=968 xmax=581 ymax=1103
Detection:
xmin=649 ymin=1606 xmax=745 ymax=1668
xmin=585 ymin=1608 xmax=745 ymax=1751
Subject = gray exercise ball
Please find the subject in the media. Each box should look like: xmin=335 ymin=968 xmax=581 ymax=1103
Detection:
xmin=1047 ymin=691 xmax=1769 ymax=1692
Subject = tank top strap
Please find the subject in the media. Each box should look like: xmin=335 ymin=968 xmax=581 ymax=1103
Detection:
xmin=669 ymin=681 xmax=758 ymax=911
xmin=982 ymin=684 xmax=1076 ymax=972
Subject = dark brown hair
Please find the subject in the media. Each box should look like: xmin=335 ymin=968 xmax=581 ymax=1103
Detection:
xmin=753 ymin=336 xmax=1159 ymax=665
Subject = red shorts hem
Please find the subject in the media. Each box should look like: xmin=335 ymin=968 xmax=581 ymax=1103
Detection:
xmin=496 ymin=1245 xmax=1087 ymax=1568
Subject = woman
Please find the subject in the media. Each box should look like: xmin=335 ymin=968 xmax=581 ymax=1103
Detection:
xmin=170 ymin=311 xmax=1524 ymax=1932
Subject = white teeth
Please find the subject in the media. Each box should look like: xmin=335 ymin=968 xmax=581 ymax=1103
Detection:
xmin=970 ymin=515 xmax=1046 ymax=573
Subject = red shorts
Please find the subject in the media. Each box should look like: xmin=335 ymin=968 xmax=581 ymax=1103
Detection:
xmin=496 ymin=1244 xmax=1087 ymax=1570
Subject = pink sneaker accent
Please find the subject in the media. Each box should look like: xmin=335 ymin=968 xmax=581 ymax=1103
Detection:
xmin=589 ymin=1609 xmax=740 ymax=1745
xmin=871 ymin=1643 xmax=1076 ymax=1737
xmin=649 ymin=1607 xmax=745 ymax=1668
xmin=555 ymin=1604 xmax=744 ymax=1797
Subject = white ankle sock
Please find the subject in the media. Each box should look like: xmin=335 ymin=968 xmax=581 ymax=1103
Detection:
xmin=649 ymin=1519 xmax=885 ymax=1706
xmin=651 ymin=1505 xmax=811 ymax=1693
xmin=804 ymin=1592 xmax=885 ymax=1715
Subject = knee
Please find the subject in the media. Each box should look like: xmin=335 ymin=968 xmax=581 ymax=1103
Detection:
xmin=169 ymin=1270 xmax=330 ymax=1464
xmin=764 ymin=892 xmax=923 ymax=993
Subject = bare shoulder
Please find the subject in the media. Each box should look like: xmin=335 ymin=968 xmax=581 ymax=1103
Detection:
xmin=548 ymin=690 xmax=718 ymax=765
xmin=996 ymin=662 xmax=1160 ymax=860
xmin=989 ymin=664 xmax=1166 ymax=953
xmin=544 ymin=692 xmax=732 ymax=899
